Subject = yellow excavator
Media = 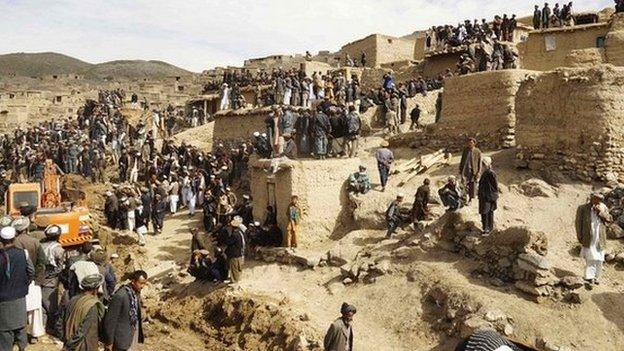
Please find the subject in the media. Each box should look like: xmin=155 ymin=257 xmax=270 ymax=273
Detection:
xmin=5 ymin=159 xmax=92 ymax=247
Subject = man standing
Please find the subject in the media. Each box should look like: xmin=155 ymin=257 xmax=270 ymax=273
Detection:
xmin=285 ymin=195 xmax=301 ymax=248
xmin=344 ymin=105 xmax=361 ymax=158
xmin=386 ymin=194 xmax=404 ymax=238
xmin=412 ymin=178 xmax=431 ymax=222
xmin=376 ymin=140 xmax=394 ymax=192
xmin=105 ymin=191 xmax=119 ymax=229
xmin=0 ymin=226 xmax=34 ymax=351
xmin=152 ymin=194 xmax=167 ymax=235
xmin=575 ymin=193 xmax=612 ymax=286
xmin=39 ymin=225 xmax=65 ymax=333
xmin=478 ymin=157 xmax=498 ymax=234
xmin=542 ymin=2 xmax=551 ymax=29
xmin=324 ymin=303 xmax=356 ymax=351
xmin=409 ymin=104 xmax=422 ymax=130
xmin=312 ymin=108 xmax=332 ymax=160
xmin=459 ymin=138 xmax=482 ymax=203
xmin=103 ymin=270 xmax=148 ymax=351
xmin=62 ymin=273 xmax=105 ymax=351
xmin=12 ymin=217 xmax=46 ymax=342
xmin=225 ymin=218 xmax=245 ymax=283
xmin=533 ymin=5 xmax=542 ymax=29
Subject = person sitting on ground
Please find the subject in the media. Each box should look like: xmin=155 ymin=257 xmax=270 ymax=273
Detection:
xmin=439 ymin=176 xmax=463 ymax=211
xmin=386 ymin=194 xmax=404 ymax=237
xmin=348 ymin=165 xmax=371 ymax=195
xmin=188 ymin=249 xmax=226 ymax=282
xmin=412 ymin=178 xmax=431 ymax=222
xmin=264 ymin=223 xmax=283 ymax=247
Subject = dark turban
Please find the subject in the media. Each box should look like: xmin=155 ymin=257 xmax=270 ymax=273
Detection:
xmin=340 ymin=302 xmax=357 ymax=315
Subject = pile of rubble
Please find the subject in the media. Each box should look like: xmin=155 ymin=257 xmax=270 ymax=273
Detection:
xmin=421 ymin=282 xmax=516 ymax=339
xmin=444 ymin=210 xmax=588 ymax=302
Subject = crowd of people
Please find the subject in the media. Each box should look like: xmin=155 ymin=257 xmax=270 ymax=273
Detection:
xmin=0 ymin=207 xmax=150 ymax=350
xmin=378 ymin=138 xmax=498 ymax=239
xmin=0 ymin=84 xmax=265 ymax=350
xmin=455 ymin=39 xmax=519 ymax=75
xmin=533 ymin=2 xmax=575 ymax=29
xmin=215 ymin=68 xmax=365 ymax=111
xmin=425 ymin=15 xmax=518 ymax=53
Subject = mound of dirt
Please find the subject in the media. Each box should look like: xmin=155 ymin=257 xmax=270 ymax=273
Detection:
xmin=150 ymin=289 xmax=322 ymax=351
xmin=171 ymin=122 xmax=215 ymax=151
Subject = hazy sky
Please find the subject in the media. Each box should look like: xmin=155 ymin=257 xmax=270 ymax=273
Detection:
xmin=0 ymin=0 xmax=612 ymax=72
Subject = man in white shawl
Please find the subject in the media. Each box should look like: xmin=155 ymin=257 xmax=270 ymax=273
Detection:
xmin=575 ymin=192 xmax=612 ymax=285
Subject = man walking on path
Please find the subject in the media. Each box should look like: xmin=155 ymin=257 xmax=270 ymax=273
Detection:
xmin=376 ymin=140 xmax=394 ymax=192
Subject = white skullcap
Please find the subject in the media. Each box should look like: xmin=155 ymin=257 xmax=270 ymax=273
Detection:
xmin=253 ymin=132 xmax=260 ymax=137
xmin=482 ymin=156 xmax=492 ymax=167
xmin=0 ymin=226 xmax=16 ymax=240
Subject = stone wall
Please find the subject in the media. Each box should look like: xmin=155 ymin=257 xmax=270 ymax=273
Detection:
xmin=250 ymin=157 xmax=360 ymax=247
xmin=515 ymin=64 xmax=624 ymax=181
xmin=518 ymin=23 xmax=609 ymax=71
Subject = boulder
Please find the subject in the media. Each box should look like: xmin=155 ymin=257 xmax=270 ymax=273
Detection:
xmin=560 ymin=276 xmax=584 ymax=290
xmin=484 ymin=309 xmax=507 ymax=323
xmin=515 ymin=281 xmax=551 ymax=296
xmin=518 ymin=253 xmax=551 ymax=270
xmin=607 ymin=223 xmax=624 ymax=239
xmin=459 ymin=316 xmax=492 ymax=338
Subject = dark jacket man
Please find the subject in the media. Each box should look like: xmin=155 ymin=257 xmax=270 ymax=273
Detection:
xmin=103 ymin=271 xmax=147 ymax=351
xmin=412 ymin=180 xmax=430 ymax=222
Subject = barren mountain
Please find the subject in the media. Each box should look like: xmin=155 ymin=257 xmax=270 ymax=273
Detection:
xmin=0 ymin=52 xmax=90 ymax=77
xmin=0 ymin=52 xmax=194 ymax=80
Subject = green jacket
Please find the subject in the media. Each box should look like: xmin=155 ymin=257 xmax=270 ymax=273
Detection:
xmin=575 ymin=203 xmax=611 ymax=250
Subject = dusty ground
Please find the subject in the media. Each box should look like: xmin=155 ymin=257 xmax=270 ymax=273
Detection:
xmin=27 ymin=121 xmax=624 ymax=351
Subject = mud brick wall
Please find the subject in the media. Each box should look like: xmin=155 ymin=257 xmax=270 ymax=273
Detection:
xmin=516 ymin=65 xmax=624 ymax=181
xmin=250 ymin=157 xmax=360 ymax=247
xmin=424 ymin=69 xmax=536 ymax=150
xmin=519 ymin=24 xmax=609 ymax=71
